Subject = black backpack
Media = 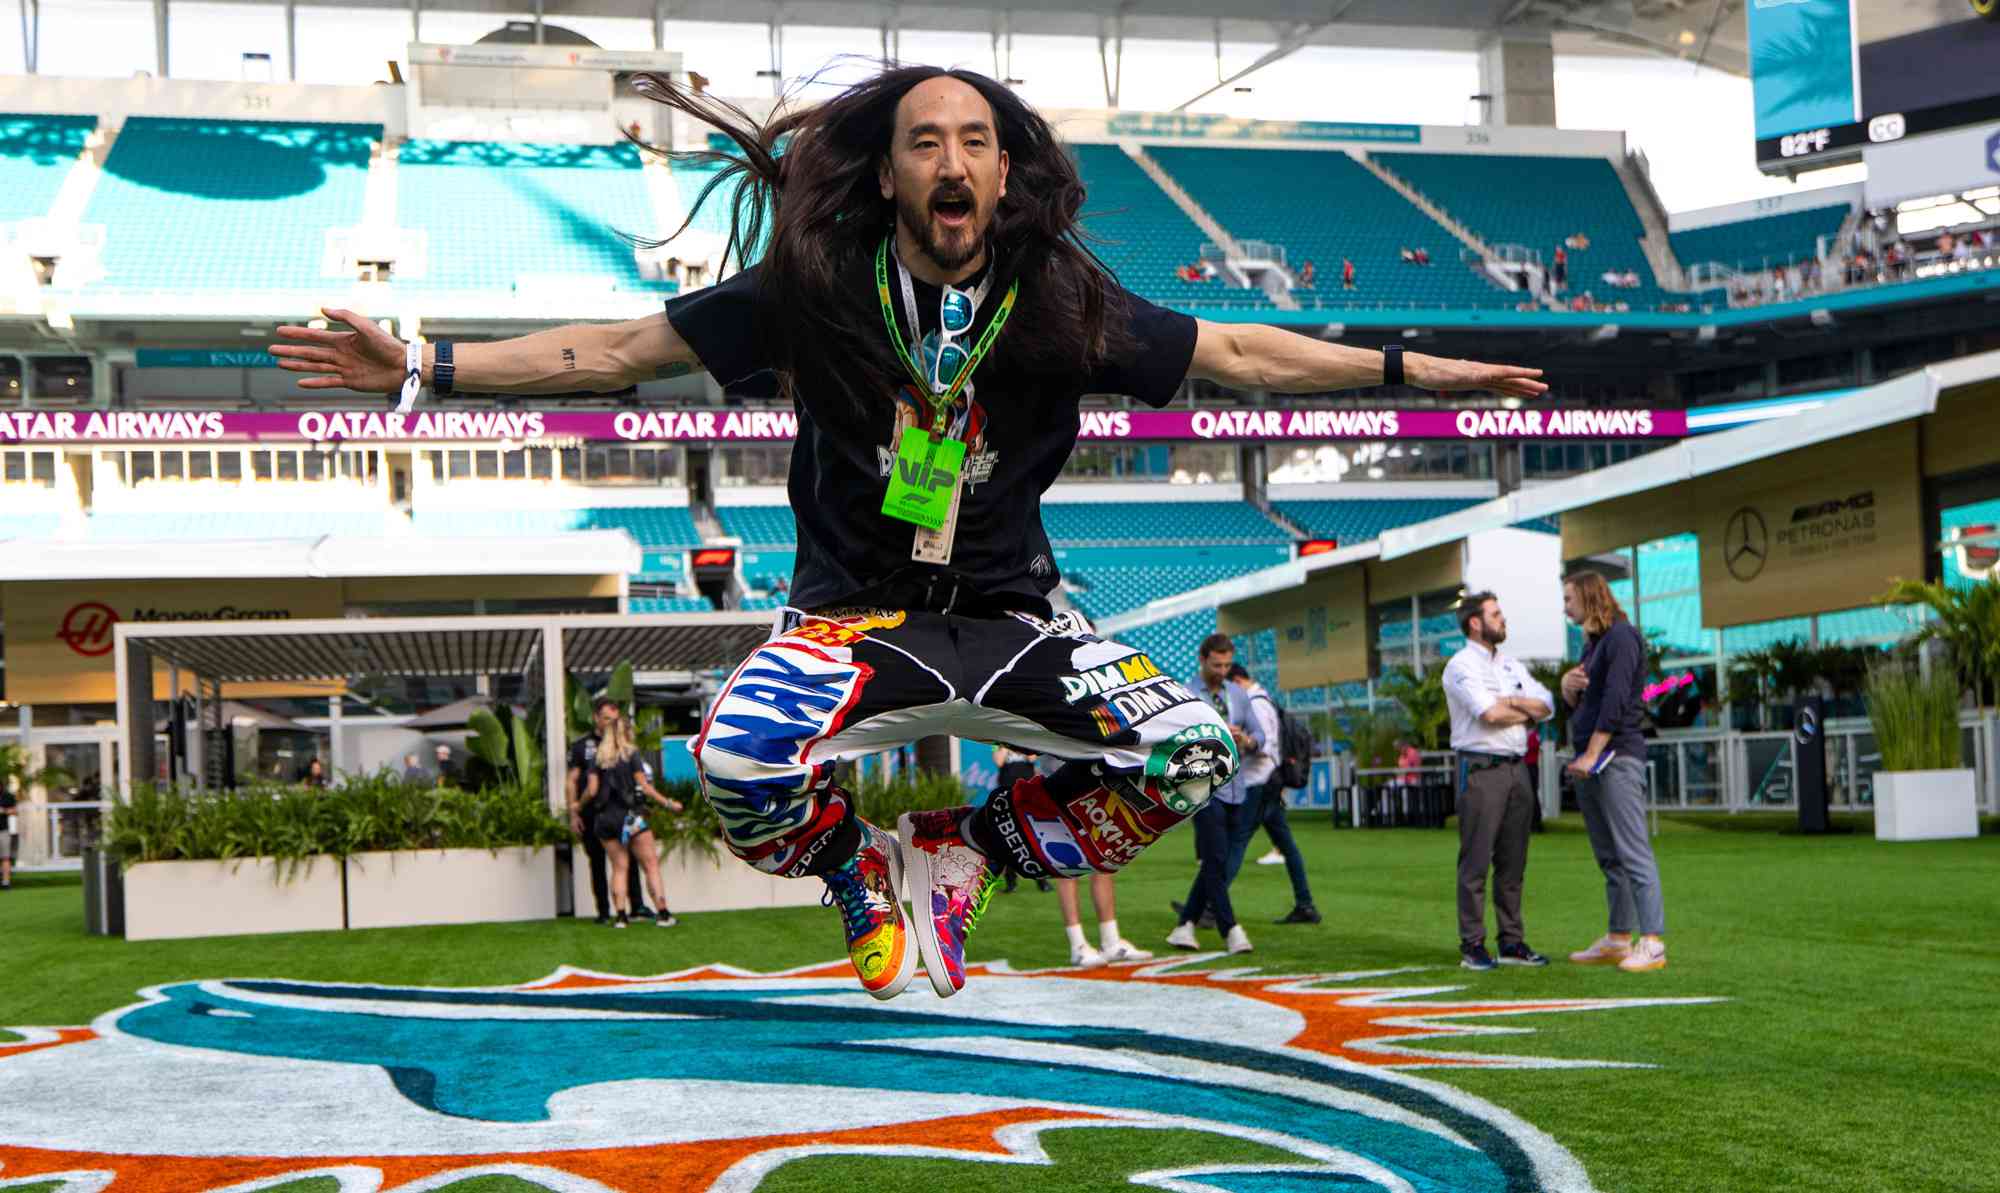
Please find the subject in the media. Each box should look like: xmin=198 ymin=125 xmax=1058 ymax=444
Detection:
xmin=1257 ymin=693 xmax=1316 ymax=790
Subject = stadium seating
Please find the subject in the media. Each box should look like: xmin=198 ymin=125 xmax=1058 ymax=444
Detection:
xmin=667 ymin=156 xmax=740 ymax=241
xmin=1114 ymin=609 xmax=1218 ymax=677
xmin=715 ymin=505 xmax=796 ymax=546
xmin=393 ymin=140 xmax=673 ymax=293
xmin=412 ymin=506 xmax=702 ymax=547
xmin=1068 ymin=144 xmax=1262 ymax=308
xmin=1669 ymin=204 xmax=1848 ymax=272
xmin=1272 ymin=497 xmax=1483 ymax=542
xmin=1146 ymin=147 xmax=1506 ymax=309
xmin=1371 ymin=151 xmax=1666 ymax=305
xmin=1043 ymin=501 xmax=1290 ymax=546
xmin=630 ymin=595 xmax=715 ymax=613
xmin=0 ymin=513 xmax=60 ymax=540
xmin=84 ymin=118 xmax=377 ymax=292
xmin=86 ymin=511 xmax=395 ymax=539
xmin=0 ymin=114 xmax=94 ymax=223
xmin=1065 ymin=562 xmax=1266 ymax=621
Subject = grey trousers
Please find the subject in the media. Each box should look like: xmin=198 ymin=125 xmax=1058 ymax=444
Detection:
xmin=1456 ymin=759 xmax=1535 ymax=949
xmin=1576 ymin=756 xmax=1666 ymax=937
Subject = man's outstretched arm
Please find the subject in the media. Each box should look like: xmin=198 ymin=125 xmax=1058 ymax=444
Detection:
xmin=269 ymin=308 xmax=705 ymax=395
xmin=1188 ymin=320 xmax=1546 ymax=398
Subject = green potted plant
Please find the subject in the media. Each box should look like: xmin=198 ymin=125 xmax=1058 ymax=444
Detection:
xmin=1880 ymin=576 xmax=2000 ymax=709
xmin=1864 ymin=662 xmax=1976 ymax=841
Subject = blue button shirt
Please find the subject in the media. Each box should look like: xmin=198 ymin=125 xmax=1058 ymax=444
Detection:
xmin=1190 ymin=674 xmax=1262 ymax=805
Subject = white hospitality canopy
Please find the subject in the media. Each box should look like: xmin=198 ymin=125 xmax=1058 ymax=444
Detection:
xmin=0 ymin=530 xmax=643 ymax=582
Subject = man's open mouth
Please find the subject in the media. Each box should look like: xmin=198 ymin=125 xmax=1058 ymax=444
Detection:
xmin=932 ymin=195 xmax=974 ymax=227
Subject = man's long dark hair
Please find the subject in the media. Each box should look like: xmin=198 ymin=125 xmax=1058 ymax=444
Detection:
xmin=629 ymin=63 xmax=1133 ymax=410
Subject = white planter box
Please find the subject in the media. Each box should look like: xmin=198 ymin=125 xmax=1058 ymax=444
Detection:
xmin=1875 ymin=769 xmax=1980 ymax=842
xmin=124 ymin=856 xmax=345 ymax=942
xmin=345 ymin=847 xmax=558 ymax=930
xmin=571 ymin=840 xmax=825 ymax=916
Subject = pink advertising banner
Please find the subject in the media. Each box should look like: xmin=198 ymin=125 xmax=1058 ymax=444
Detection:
xmin=0 ymin=406 xmax=1686 ymax=445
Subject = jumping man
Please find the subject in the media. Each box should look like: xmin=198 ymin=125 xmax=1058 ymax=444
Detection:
xmin=271 ymin=65 xmax=1546 ymax=999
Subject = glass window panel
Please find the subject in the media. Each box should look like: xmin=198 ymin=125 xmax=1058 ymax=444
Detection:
xmin=217 ymin=452 xmax=241 ymax=480
xmin=448 ymin=450 xmax=470 ymax=479
xmin=1721 ymin=615 xmax=1811 ymax=653
xmin=302 ymin=451 xmax=325 ymax=481
xmin=250 ymin=451 xmax=271 ymax=480
xmin=158 ymin=451 xmax=183 ymax=479
xmin=1639 ymin=592 xmax=1713 ymax=659
xmin=2 ymin=452 xmax=23 ymax=483
xmin=189 ymin=452 xmax=212 ymax=480
xmin=1637 ymin=533 xmax=1700 ymax=597
xmin=276 ymin=452 xmax=298 ymax=481
xmin=529 ymin=448 xmax=553 ymax=479
xmin=560 ymin=447 xmax=582 ymax=479
xmin=475 ymin=450 xmax=498 ymax=480
xmin=636 ymin=450 xmax=660 ymax=482
xmin=131 ymin=452 xmax=155 ymax=483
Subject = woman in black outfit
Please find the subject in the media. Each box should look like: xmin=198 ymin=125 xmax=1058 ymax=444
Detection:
xmin=586 ymin=714 xmax=685 ymax=928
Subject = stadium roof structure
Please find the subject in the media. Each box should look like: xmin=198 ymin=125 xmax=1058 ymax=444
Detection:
xmin=0 ymin=530 xmax=642 ymax=583
xmin=110 ymin=609 xmax=773 ymax=805
xmin=173 ymin=0 xmax=1761 ymax=74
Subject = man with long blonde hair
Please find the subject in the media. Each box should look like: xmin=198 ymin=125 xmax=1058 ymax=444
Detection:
xmin=1560 ymin=571 xmax=1667 ymax=973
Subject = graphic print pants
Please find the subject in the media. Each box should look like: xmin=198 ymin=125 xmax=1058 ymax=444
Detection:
xmin=691 ymin=608 xmax=1239 ymax=881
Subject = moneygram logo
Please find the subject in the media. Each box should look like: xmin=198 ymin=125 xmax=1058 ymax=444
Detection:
xmin=55 ymin=602 xmax=118 ymax=657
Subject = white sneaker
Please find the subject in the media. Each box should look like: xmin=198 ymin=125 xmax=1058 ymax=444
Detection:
xmin=1166 ymin=922 xmax=1200 ymax=951
xmin=1618 ymin=935 xmax=1667 ymax=973
xmin=1255 ymin=849 xmax=1284 ymax=866
xmin=1225 ymin=924 xmax=1253 ymax=954
xmin=1069 ymin=941 xmax=1107 ymax=968
xmin=1100 ymin=938 xmax=1155 ymax=963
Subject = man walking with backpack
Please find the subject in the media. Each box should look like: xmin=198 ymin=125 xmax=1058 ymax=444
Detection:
xmin=1232 ymin=664 xmax=1320 ymax=925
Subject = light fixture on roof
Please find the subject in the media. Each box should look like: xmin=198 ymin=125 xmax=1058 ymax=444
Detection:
xmin=1502 ymin=397 xmax=1522 ymax=410
xmin=1678 ymin=29 xmax=1697 ymax=46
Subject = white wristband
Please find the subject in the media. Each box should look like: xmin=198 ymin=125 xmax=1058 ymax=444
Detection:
xmin=396 ymin=341 xmax=423 ymax=414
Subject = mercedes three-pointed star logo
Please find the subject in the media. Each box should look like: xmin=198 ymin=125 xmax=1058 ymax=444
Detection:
xmin=1725 ymin=506 xmax=1768 ymax=581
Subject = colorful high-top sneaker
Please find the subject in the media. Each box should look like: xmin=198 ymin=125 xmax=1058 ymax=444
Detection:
xmin=899 ymin=808 xmax=1000 ymax=998
xmin=820 ymin=821 xmax=916 ymax=1000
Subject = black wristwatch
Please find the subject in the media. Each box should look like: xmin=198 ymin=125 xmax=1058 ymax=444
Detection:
xmin=1382 ymin=343 xmax=1405 ymax=387
xmin=433 ymin=339 xmax=455 ymax=396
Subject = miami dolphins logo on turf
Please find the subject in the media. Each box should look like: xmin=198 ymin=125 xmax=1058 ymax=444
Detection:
xmin=0 ymin=956 xmax=1719 ymax=1191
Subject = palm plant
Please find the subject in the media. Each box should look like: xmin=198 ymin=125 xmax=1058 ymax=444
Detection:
xmin=1880 ymin=576 xmax=2000 ymax=708
xmin=1379 ymin=663 xmax=1449 ymax=751
xmin=1865 ymin=663 xmax=1963 ymax=772
xmin=0 ymin=743 xmax=75 ymax=799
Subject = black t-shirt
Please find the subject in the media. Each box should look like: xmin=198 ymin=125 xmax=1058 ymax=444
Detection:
xmin=663 ymin=258 xmax=1198 ymax=613
xmin=591 ymin=754 xmax=645 ymax=812
xmin=568 ymin=736 xmax=600 ymax=804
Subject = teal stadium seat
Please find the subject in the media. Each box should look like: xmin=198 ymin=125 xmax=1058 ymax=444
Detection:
xmin=87 ymin=511 xmax=394 ymax=539
xmin=1042 ymin=501 xmax=1290 ymax=546
xmin=1065 ymin=561 xmax=1269 ymax=621
xmin=1272 ymin=498 xmax=1483 ymax=542
xmin=630 ymin=595 xmax=716 ymax=613
xmin=1669 ymin=204 xmax=1848 ymax=272
xmin=0 ymin=514 xmax=60 ymax=540
xmin=0 ymin=114 xmax=95 ymax=222
xmin=715 ymin=505 xmax=796 ymax=546
xmin=410 ymin=507 xmax=702 ymax=547
xmin=393 ymin=140 xmax=673 ymax=294
xmin=1146 ymin=147 xmax=1510 ymax=309
xmin=1067 ymin=144 xmax=1263 ymax=309
xmin=85 ymin=118 xmax=376 ymax=292
xmin=1373 ymin=152 xmax=1667 ymax=306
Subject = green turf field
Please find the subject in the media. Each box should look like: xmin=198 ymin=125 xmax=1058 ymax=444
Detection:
xmin=3 ymin=813 xmax=1995 ymax=1192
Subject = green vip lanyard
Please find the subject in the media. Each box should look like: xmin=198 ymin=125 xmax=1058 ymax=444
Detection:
xmin=874 ymin=235 xmax=1018 ymax=532
xmin=873 ymin=235 xmax=1019 ymax=435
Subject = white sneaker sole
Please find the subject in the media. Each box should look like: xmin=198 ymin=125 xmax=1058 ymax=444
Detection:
xmin=861 ymin=830 xmax=918 ymax=1002
xmin=896 ymin=814 xmax=960 ymax=999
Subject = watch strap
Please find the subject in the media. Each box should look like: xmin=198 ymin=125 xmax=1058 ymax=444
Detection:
xmin=434 ymin=339 xmax=455 ymax=397
xmin=1383 ymin=343 xmax=1405 ymax=388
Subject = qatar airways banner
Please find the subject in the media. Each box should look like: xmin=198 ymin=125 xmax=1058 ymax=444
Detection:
xmin=0 ymin=407 xmax=1685 ymax=445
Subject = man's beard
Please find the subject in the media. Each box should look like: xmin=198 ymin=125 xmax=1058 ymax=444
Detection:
xmin=1484 ymin=622 xmax=1508 ymax=646
xmin=897 ymin=190 xmax=983 ymax=273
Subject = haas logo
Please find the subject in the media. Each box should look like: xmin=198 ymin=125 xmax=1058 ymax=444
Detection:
xmin=56 ymin=602 xmax=118 ymax=658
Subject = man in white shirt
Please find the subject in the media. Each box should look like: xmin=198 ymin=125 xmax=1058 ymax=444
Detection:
xmin=1441 ymin=591 xmax=1554 ymax=972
